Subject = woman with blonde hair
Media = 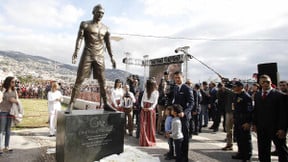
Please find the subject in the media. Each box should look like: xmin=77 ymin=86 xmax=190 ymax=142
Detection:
xmin=139 ymin=78 xmax=159 ymax=146
xmin=47 ymin=82 xmax=63 ymax=137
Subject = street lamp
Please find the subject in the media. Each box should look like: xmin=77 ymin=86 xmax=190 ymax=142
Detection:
xmin=175 ymin=46 xmax=190 ymax=82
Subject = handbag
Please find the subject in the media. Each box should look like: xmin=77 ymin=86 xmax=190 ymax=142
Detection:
xmin=10 ymin=100 xmax=24 ymax=125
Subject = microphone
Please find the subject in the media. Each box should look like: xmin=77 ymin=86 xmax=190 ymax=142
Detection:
xmin=175 ymin=46 xmax=190 ymax=53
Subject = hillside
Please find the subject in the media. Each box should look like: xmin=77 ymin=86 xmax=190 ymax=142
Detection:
xmin=0 ymin=50 xmax=134 ymax=83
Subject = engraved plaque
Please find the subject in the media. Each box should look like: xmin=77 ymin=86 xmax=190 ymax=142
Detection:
xmin=56 ymin=110 xmax=125 ymax=162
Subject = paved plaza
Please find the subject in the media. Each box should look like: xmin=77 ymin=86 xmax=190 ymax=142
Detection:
xmin=0 ymin=121 xmax=279 ymax=162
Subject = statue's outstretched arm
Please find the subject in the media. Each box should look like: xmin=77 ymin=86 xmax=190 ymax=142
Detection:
xmin=104 ymin=31 xmax=116 ymax=69
xmin=72 ymin=22 xmax=85 ymax=64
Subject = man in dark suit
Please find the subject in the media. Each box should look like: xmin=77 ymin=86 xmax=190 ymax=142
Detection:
xmin=252 ymin=74 xmax=288 ymax=162
xmin=200 ymin=81 xmax=210 ymax=127
xmin=173 ymin=71 xmax=194 ymax=162
xmin=271 ymin=80 xmax=288 ymax=156
xmin=208 ymin=82 xmax=219 ymax=132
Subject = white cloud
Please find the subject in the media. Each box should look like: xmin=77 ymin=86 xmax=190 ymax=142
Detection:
xmin=141 ymin=0 xmax=288 ymax=31
xmin=2 ymin=0 xmax=83 ymax=28
xmin=0 ymin=24 xmax=34 ymax=35
xmin=0 ymin=32 xmax=75 ymax=62
xmin=109 ymin=16 xmax=183 ymax=36
xmin=0 ymin=0 xmax=83 ymax=62
xmin=1 ymin=0 xmax=288 ymax=82
xmin=0 ymin=15 xmax=3 ymax=23
xmin=141 ymin=0 xmax=192 ymax=16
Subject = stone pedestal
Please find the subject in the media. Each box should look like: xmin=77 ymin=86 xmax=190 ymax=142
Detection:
xmin=56 ymin=110 xmax=125 ymax=162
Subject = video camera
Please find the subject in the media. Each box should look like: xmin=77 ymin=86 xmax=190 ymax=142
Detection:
xmin=221 ymin=77 xmax=233 ymax=89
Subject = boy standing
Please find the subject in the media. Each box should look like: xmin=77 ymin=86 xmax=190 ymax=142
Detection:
xmin=164 ymin=106 xmax=175 ymax=160
xmin=168 ymin=104 xmax=184 ymax=162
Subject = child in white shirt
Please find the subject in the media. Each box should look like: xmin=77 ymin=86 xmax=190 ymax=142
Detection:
xmin=164 ymin=106 xmax=175 ymax=160
xmin=168 ymin=104 xmax=184 ymax=162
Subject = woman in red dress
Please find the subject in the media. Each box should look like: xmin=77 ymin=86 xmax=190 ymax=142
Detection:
xmin=139 ymin=79 xmax=159 ymax=146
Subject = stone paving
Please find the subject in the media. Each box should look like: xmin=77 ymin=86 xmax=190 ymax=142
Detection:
xmin=0 ymin=121 xmax=279 ymax=162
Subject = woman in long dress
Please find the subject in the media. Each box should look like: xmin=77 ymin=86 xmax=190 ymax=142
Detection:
xmin=139 ymin=79 xmax=159 ymax=146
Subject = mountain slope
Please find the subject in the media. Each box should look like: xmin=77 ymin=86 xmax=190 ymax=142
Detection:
xmin=0 ymin=50 xmax=134 ymax=83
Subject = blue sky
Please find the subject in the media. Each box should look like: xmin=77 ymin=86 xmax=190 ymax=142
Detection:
xmin=1 ymin=0 xmax=288 ymax=82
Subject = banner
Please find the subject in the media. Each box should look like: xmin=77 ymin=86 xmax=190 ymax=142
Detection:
xmin=149 ymin=63 xmax=182 ymax=85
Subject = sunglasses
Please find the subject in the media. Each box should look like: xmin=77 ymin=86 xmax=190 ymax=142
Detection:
xmin=261 ymin=80 xmax=270 ymax=84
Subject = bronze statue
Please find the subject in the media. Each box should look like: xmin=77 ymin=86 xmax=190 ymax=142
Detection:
xmin=66 ymin=4 xmax=116 ymax=113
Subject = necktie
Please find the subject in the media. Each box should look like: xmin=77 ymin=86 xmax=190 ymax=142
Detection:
xmin=262 ymin=91 xmax=267 ymax=99
xmin=177 ymin=86 xmax=180 ymax=93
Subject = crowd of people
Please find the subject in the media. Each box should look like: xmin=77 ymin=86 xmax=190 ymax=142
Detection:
xmin=0 ymin=72 xmax=287 ymax=161
xmin=4 ymin=81 xmax=69 ymax=99
xmin=1 ymin=3 xmax=287 ymax=160
xmin=110 ymin=71 xmax=288 ymax=162
xmin=0 ymin=80 xmax=104 ymax=103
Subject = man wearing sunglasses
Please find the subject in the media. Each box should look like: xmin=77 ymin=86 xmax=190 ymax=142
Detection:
xmin=252 ymin=74 xmax=288 ymax=162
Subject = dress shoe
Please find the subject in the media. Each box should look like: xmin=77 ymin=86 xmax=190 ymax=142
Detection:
xmin=209 ymin=126 xmax=215 ymax=129
xmin=164 ymin=152 xmax=169 ymax=156
xmin=103 ymin=103 xmax=117 ymax=111
xmin=232 ymin=154 xmax=243 ymax=160
xmin=164 ymin=152 xmax=174 ymax=157
xmin=165 ymin=155 xmax=176 ymax=160
xmin=213 ymin=128 xmax=219 ymax=132
xmin=222 ymin=145 xmax=233 ymax=151
xmin=202 ymin=125 xmax=207 ymax=127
